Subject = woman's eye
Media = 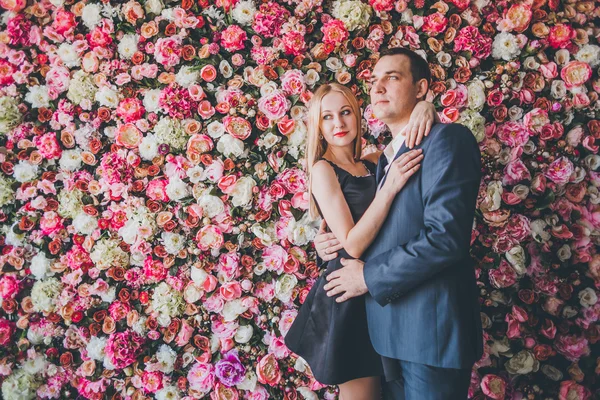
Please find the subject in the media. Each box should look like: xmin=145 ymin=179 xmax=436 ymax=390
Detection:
xmin=323 ymin=115 xmax=331 ymax=120
xmin=342 ymin=110 xmax=351 ymax=115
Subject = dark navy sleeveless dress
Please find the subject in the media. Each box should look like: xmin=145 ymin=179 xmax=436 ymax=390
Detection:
xmin=284 ymin=159 xmax=384 ymax=385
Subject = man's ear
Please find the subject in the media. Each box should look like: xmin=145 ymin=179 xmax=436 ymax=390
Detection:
xmin=416 ymin=78 xmax=429 ymax=101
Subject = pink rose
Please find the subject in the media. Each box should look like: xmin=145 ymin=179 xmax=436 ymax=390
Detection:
xmin=175 ymin=319 xmax=195 ymax=346
xmin=221 ymin=25 xmax=247 ymax=52
xmin=256 ymin=354 xmax=281 ymax=386
xmin=258 ymin=90 xmax=289 ymax=122
xmin=498 ymin=4 xmax=532 ymax=33
xmin=540 ymin=62 xmax=558 ymax=79
xmin=116 ymin=123 xmax=143 ymax=149
xmin=220 ymin=281 xmax=242 ymax=301
xmin=480 ymin=374 xmax=506 ymax=400
xmin=279 ymin=309 xmax=298 ymax=337
xmin=268 ymin=335 xmax=291 ymax=359
xmin=0 ymin=0 xmax=26 ymax=12
xmin=188 ymin=362 xmax=216 ymax=393
xmin=223 ymin=116 xmax=252 ymax=140
xmin=523 ymin=108 xmax=550 ymax=135
xmin=561 ymin=61 xmax=593 ymax=89
xmin=198 ymin=100 xmax=216 ymax=120
xmin=545 ymin=157 xmax=574 ymax=185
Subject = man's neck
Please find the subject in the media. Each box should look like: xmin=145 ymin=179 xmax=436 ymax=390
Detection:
xmin=387 ymin=118 xmax=410 ymax=139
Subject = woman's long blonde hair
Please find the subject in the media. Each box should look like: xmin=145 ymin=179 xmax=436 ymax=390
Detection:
xmin=306 ymin=83 xmax=363 ymax=220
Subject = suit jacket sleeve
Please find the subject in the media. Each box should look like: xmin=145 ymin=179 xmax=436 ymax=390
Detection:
xmin=363 ymin=124 xmax=482 ymax=306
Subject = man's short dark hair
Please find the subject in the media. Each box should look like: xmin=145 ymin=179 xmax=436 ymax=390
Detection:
xmin=379 ymin=48 xmax=431 ymax=86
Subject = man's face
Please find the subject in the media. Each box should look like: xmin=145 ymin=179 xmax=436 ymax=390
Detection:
xmin=369 ymin=54 xmax=423 ymax=125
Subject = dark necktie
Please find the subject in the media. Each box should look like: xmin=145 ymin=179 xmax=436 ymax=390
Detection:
xmin=376 ymin=156 xmax=389 ymax=185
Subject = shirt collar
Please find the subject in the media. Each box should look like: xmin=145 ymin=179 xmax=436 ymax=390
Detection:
xmin=383 ymin=126 xmax=408 ymax=163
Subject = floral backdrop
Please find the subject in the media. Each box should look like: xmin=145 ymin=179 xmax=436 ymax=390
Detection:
xmin=0 ymin=0 xmax=599 ymax=398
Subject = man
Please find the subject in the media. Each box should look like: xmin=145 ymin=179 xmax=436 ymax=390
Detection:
xmin=314 ymin=48 xmax=483 ymax=399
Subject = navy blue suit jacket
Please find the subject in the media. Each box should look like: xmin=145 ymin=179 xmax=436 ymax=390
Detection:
xmin=363 ymin=123 xmax=484 ymax=369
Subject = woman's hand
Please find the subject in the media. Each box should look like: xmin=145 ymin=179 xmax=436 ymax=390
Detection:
xmin=382 ymin=149 xmax=423 ymax=194
xmin=404 ymin=101 xmax=439 ymax=149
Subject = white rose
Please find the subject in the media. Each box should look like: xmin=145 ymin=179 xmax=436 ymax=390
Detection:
xmin=234 ymin=325 xmax=253 ymax=344
xmin=29 ymin=252 xmax=52 ymax=280
xmin=155 ymin=386 xmax=181 ymax=400
xmin=575 ymin=44 xmax=600 ymax=67
xmin=230 ymin=176 xmax=256 ymax=207
xmin=187 ymin=165 xmax=205 ymax=184
xmin=578 ymin=287 xmax=598 ymax=308
xmin=119 ymin=220 xmax=140 ymax=245
xmin=183 ymin=282 xmax=203 ymax=303
xmin=86 ymin=336 xmax=107 ymax=361
xmin=217 ymin=134 xmax=245 ymax=158
xmin=207 ymin=121 xmax=225 ymax=139
xmin=81 ymin=3 xmax=102 ymax=29
xmin=219 ymin=60 xmax=233 ymax=79
xmin=198 ymin=194 xmax=225 ymax=218
xmin=296 ymin=388 xmax=319 ymax=400
xmin=118 ymin=34 xmax=140 ymax=60
xmin=13 ymin=161 xmax=39 ymax=183
xmin=305 ymin=69 xmax=320 ymax=86
xmin=143 ymin=89 xmax=162 ymax=113
xmin=467 ymin=80 xmax=486 ymax=111
xmin=144 ymin=0 xmax=164 ymax=14
xmin=275 ymin=274 xmax=298 ymax=303
xmin=557 ymin=244 xmax=572 ymax=262
xmin=259 ymin=81 xmax=278 ymax=97
xmin=259 ymin=132 xmax=280 ymax=149
xmin=95 ymin=86 xmax=120 ymax=108
xmin=166 ymin=177 xmax=190 ymax=201
xmin=505 ymin=246 xmax=526 ymax=275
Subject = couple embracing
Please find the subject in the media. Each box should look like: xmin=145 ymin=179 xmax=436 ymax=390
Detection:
xmin=284 ymin=48 xmax=484 ymax=400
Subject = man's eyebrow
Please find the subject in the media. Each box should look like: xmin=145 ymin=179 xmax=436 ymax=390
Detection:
xmin=369 ymin=71 xmax=399 ymax=79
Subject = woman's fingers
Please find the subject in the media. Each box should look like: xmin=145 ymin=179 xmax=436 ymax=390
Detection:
xmin=401 ymin=154 xmax=424 ymax=172
xmin=394 ymin=150 xmax=423 ymax=168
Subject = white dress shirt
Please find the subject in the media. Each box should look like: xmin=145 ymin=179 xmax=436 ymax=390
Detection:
xmin=378 ymin=126 xmax=407 ymax=190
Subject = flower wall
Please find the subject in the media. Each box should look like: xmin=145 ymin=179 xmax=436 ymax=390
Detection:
xmin=0 ymin=0 xmax=599 ymax=399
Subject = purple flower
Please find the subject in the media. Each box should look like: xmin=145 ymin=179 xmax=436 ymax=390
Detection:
xmin=214 ymin=349 xmax=246 ymax=387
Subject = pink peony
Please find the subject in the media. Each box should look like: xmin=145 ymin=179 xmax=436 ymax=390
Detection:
xmin=422 ymin=13 xmax=448 ymax=36
xmin=503 ymin=159 xmax=531 ymax=185
xmin=262 ymin=244 xmax=288 ymax=274
xmin=554 ymin=335 xmax=591 ymax=362
xmin=559 ymin=381 xmax=591 ymax=400
xmin=280 ymin=69 xmax=306 ymax=96
xmin=0 ymin=275 xmax=20 ymax=300
xmin=548 ymin=23 xmax=575 ymax=49
xmin=154 ymin=37 xmax=182 ymax=68
xmin=220 ymin=25 xmax=247 ymax=52
xmin=105 ymin=330 xmax=145 ymax=369
xmin=188 ymin=362 xmax=216 ymax=393
xmin=116 ymin=98 xmax=145 ymax=123
xmin=480 ymin=374 xmax=506 ymax=400
xmin=0 ymin=317 xmax=15 ymax=346
xmin=321 ymin=20 xmax=349 ymax=47
xmin=496 ymin=122 xmax=530 ymax=147
xmin=258 ymin=90 xmax=289 ymax=121
xmin=561 ymin=61 xmax=593 ymax=89
xmin=34 ymin=132 xmax=62 ymax=159
xmin=489 ymin=260 xmax=518 ymax=289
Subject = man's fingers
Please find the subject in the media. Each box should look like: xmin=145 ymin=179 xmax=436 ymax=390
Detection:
xmin=323 ymin=253 xmax=338 ymax=261
xmin=336 ymin=293 xmax=351 ymax=303
xmin=323 ymin=278 xmax=341 ymax=291
xmin=326 ymin=270 xmax=340 ymax=281
xmin=326 ymin=286 xmax=346 ymax=298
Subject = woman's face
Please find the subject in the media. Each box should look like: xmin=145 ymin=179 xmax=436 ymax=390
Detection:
xmin=319 ymin=91 xmax=359 ymax=149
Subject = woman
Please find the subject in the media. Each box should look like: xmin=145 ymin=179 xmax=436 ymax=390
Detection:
xmin=284 ymin=83 xmax=437 ymax=399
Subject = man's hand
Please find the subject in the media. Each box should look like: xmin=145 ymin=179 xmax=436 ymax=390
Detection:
xmin=314 ymin=220 xmax=343 ymax=262
xmin=323 ymin=258 xmax=368 ymax=303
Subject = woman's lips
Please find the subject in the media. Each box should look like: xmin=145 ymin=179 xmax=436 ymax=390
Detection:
xmin=334 ymin=131 xmax=348 ymax=137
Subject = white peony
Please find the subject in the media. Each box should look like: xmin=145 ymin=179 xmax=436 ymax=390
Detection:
xmin=155 ymin=344 xmax=177 ymax=374
xmin=143 ymin=89 xmax=162 ymax=113
xmin=13 ymin=161 xmax=39 ymax=183
xmin=217 ymin=134 xmax=245 ymax=158
xmin=72 ymin=212 xmax=97 ymax=235
xmin=175 ymin=65 xmax=199 ymax=88
xmin=29 ymin=252 xmax=52 ymax=280
xmin=467 ymin=80 xmax=486 ymax=112
xmin=222 ymin=299 xmax=249 ymax=322
xmin=165 ymin=177 xmax=190 ymax=201
xmin=198 ymin=193 xmax=225 ymax=218
xmin=275 ymin=273 xmax=298 ymax=303
xmin=575 ymin=44 xmax=600 ymax=67
xmin=155 ymin=386 xmax=181 ymax=400
xmin=492 ymin=32 xmax=520 ymax=61
xmin=144 ymin=0 xmax=164 ymax=14
xmin=57 ymin=42 xmax=80 ymax=68
xmin=31 ymin=278 xmax=62 ymax=313
xmin=24 ymin=85 xmax=50 ymax=108
xmin=118 ymin=34 xmax=140 ymax=60
xmin=59 ymin=149 xmax=83 ymax=171
xmin=139 ymin=133 xmax=159 ymax=161
xmin=86 ymin=336 xmax=107 ymax=361
xmin=232 ymin=0 xmax=256 ymax=25
xmin=230 ymin=176 xmax=256 ymax=207
xmin=95 ymin=86 xmax=120 ymax=108
xmin=234 ymin=325 xmax=253 ymax=344
xmin=207 ymin=121 xmax=225 ymax=138
xmin=81 ymin=3 xmax=103 ymax=29
xmin=162 ymin=231 xmax=186 ymax=255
